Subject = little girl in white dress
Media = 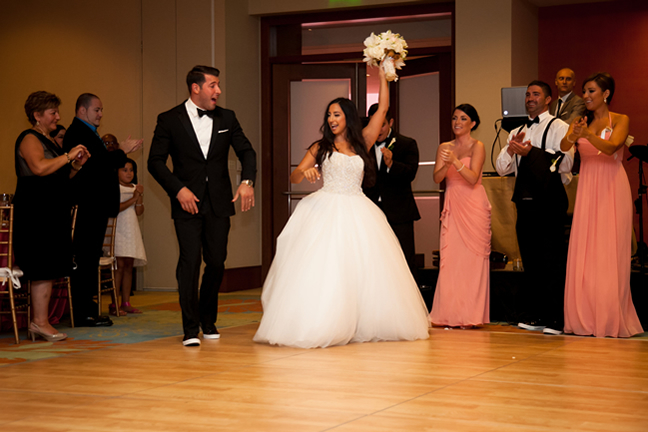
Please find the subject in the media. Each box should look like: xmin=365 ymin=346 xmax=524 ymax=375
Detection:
xmin=110 ymin=158 xmax=147 ymax=316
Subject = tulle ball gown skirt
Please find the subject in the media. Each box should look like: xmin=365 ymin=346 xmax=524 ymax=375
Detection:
xmin=253 ymin=190 xmax=430 ymax=349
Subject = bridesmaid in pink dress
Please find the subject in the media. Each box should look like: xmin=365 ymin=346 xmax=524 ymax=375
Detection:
xmin=430 ymin=104 xmax=492 ymax=328
xmin=561 ymin=72 xmax=643 ymax=338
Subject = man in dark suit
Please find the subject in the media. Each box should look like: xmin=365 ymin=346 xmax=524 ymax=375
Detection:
xmin=148 ymin=65 xmax=256 ymax=347
xmin=363 ymin=104 xmax=420 ymax=282
xmin=549 ymin=68 xmax=585 ymax=124
xmin=64 ymin=93 xmax=142 ymax=327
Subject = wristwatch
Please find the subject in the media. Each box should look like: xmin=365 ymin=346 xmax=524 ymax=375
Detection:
xmin=241 ymin=179 xmax=254 ymax=187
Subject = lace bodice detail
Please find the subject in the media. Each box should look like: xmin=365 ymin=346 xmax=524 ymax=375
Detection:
xmin=320 ymin=152 xmax=364 ymax=195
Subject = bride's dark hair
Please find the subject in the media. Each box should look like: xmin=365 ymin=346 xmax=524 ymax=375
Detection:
xmin=309 ymin=97 xmax=375 ymax=187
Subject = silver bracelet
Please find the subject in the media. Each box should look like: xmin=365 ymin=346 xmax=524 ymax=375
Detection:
xmin=456 ymin=163 xmax=465 ymax=172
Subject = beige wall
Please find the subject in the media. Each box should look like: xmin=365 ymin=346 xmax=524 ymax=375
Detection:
xmin=141 ymin=0 xmax=262 ymax=289
xmin=455 ymin=0 xmax=538 ymax=172
xmin=1 ymin=0 xmax=261 ymax=290
xmin=511 ymin=0 xmax=539 ymax=87
xmin=1 ymin=0 xmax=538 ymax=289
xmin=0 ymin=0 xmax=143 ymax=193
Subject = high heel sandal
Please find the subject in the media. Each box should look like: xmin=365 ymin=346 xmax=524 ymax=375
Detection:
xmin=121 ymin=301 xmax=142 ymax=314
xmin=109 ymin=303 xmax=127 ymax=317
xmin=28 ymin=322 xmax=67 ymax=342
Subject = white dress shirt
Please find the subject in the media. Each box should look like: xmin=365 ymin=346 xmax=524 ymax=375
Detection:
xmin=496 ymin=110 xmax=573 ymax=184
xmin=185 ymin=98 xmax=213 ymax=159
xmin=374 ymin=128 xmax=393 ymax=172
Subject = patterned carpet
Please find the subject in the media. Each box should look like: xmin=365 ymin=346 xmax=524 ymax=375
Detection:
xmin=1 ymin=288 xmax=645 ymax=365
xmin=0 ymin=289 xmax=262 ymax=365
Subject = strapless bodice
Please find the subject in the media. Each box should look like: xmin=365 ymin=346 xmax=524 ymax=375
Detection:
xmin=320 ymin=151 xmax=365 ymax=196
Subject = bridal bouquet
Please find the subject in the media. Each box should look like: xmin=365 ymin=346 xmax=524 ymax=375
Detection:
xmin=363 ymin=30 xmax=408 ymax=82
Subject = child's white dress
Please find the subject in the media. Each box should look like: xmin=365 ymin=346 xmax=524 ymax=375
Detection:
xmin=115 ymin=184 xmax=147 ymax=266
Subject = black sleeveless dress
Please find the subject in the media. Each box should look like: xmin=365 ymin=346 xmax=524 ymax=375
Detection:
xmin=13 ymin=130 xmax=73 ymax=280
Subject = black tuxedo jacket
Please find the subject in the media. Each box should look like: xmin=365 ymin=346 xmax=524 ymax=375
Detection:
xmin=148 ymin=102 xmax=256 ymax=219
xmin=63 ymin=117 xmax=126 ymax=217
xmin=363 ymin=131 xmax=420 ymax=224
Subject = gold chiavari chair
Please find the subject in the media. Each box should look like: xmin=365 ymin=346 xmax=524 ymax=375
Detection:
xmin=97 ymin=217 xmax=120 ymax=317
xmin=0 ymin=204 xmax=30 ymax=344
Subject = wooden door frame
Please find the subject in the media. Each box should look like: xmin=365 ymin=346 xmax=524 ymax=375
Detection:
xmin=271 ymin=63 xmax=365 ymax=250
xmin=261 ymin=2 xmax=455 ymax=276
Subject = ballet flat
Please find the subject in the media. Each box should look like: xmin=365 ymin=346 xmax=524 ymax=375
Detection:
xmin=28 ymin=322 xmax=67 ymax=342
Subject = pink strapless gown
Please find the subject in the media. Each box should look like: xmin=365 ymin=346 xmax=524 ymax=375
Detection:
xmin=564 ymin=137 xmax=643 ymax=337
xmin=430 ymin=157 xmax=492 ymax=326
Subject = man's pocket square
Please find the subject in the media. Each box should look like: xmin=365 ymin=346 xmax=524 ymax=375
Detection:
xmin=218 ymin=129 xmax=229 ymax=133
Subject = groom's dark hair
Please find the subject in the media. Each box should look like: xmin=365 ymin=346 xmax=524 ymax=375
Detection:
xmin=186 ymin=65 xmax=220 ymax=92
xmin=368 ymin=103 xmax=392 ymax=121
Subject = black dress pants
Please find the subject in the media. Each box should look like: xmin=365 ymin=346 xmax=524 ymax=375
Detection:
xmin=515 ymin=200 xmax=567 ymax=327
xmin=173 ymin=193 xmax=230 ymax=337
xmin=70 ymin=204 xmax=109 ymax=319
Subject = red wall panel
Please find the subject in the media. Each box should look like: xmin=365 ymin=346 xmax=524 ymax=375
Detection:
xmin=539 ymin=0 xmax=648 ymax=244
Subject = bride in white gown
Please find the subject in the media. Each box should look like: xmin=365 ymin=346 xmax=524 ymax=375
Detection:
xmin=254 ymin=65 xmax=429 ymax=348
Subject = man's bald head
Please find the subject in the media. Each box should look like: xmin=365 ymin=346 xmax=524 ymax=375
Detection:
xmin=555 ymin=68 xmax=576 ymax=97
xmin=101 ymin=133 xmax=119 ymax=152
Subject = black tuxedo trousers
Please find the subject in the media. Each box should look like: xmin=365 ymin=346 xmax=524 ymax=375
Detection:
xmin=173 ymin=190 xmax=230 ymax=336
xmin=515 ymin=200 xmax=567 ymax=327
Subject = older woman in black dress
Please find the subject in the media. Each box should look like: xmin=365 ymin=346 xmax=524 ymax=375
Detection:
xmin=14 ymin=91 xmax=90 ymax=342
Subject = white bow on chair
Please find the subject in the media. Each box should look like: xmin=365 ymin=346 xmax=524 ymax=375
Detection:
xmin=0 ymin=267 xmax=24 ymax=289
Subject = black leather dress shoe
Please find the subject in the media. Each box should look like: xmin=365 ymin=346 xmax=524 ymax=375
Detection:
xmin=76 ymin=316 xmax=114 ymax=327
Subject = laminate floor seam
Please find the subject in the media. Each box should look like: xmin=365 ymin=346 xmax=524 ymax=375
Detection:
xmin=321 ymin=335 xmax=588 ymax=431
xmin=469 ymin=377 xmax=648 ymax=395
xmin=102 ymin=341 xmax=316 ymax=400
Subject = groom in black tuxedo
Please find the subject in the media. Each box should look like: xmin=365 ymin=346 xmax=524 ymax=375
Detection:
xmin=148 ymin=65 xmax=256 ymax=346
xmin=363 ymin=104 xmax=421 ymax=282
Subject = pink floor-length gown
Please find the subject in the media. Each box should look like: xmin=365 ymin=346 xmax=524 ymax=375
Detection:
xmin=430 ymin=157 xmax=492 ymax=327
xmin=564 ymin=119 xmax=643 ymax=337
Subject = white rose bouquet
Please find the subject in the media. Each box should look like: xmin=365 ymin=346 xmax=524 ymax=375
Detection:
xmin=362 ymin=30 xmax=408 ymax=82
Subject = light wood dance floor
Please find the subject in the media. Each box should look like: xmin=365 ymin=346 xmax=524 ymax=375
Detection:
xmin=1 ymin=318 xmax=648 ymax=430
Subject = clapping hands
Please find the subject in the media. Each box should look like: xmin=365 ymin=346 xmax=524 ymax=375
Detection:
xmin=508 ymin=131 xmax=531 ymax=156
xmin=69 ymin=145 xmax=91 ymax=165
xmin=121 ymin=135 xmax=144 ymax=154
xmin=439 ymin=143 xmax=457 ymax=166
xmin=571 ymin=116 xmax=589 ymax=140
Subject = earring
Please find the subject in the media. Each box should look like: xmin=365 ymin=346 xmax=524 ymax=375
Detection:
xmin=604 ymin=98 xmax=607 ymax=104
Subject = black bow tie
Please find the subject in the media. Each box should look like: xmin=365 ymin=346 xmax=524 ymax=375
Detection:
xmin=375 ymin=141 xmax=386 ymax=148
xmin=525 ymin=117 xmax=540 ymax=128
xmin=197 ymin=108 xmax=214 ymax=118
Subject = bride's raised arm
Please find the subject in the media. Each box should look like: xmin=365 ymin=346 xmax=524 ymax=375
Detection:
xmin=362 ymin=65 xmax=389 ymax=150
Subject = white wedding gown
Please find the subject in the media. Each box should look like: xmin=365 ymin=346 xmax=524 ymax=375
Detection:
xmin=253 ymin=151 xmax=430 ymax=348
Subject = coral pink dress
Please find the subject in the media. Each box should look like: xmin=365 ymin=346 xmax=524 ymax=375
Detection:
xmin=564 ymin=116 xmax=643 ymax=337
xmin=430 ymin=157 xmax=492 ymax=326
